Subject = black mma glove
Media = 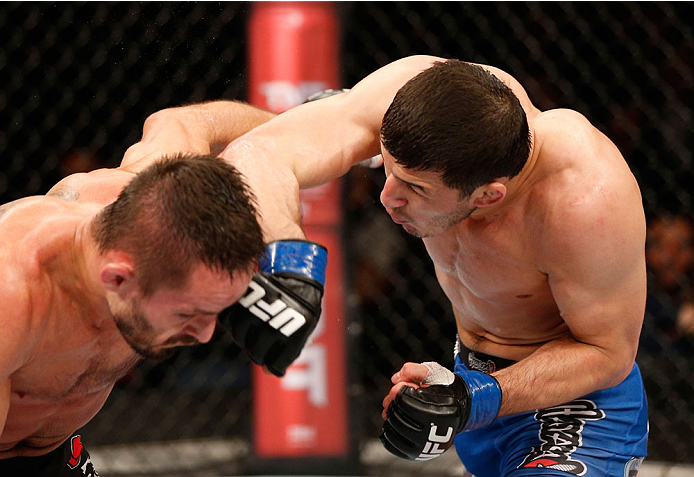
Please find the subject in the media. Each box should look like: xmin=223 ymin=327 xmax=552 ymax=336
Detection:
xmin=380 ymin=362 xmax=502 ymax=461
xmin=305 ymin=88 xmax=350 ymax=102
xmin=219 ymin=240 xmax=327 ymax=377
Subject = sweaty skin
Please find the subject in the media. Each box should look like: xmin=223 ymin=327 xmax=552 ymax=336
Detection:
xmin=220 ymin=55 xmax=647 ymax=418
xmin=0 ymin=101 xmax=282 ymax=458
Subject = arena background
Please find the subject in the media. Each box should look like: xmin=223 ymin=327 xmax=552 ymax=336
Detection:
xmin=1 ymin=2 xmax=692 ymax=476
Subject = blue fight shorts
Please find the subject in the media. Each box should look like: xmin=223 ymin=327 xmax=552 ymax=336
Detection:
xmin=453 ymin=347 xmax=648 ymax=477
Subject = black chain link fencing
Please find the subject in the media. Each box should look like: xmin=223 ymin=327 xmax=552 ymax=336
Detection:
xmin=1 ymin=1 xmax=692 ymax=470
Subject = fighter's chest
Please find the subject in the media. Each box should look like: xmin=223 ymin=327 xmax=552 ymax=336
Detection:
xmin=12 ymin=332 xmax=139 ymax=402
xmin=424 ymin=221 xmax=546 ymax=301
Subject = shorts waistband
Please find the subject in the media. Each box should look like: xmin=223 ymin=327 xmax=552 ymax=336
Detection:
xmin=455 ymin=336 xmax=516 ymax=374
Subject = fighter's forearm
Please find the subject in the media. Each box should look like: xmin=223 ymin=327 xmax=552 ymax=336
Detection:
xmin=172 ymin=100 xmax=277 ymax=148
xmin=146 ymin=101 xmax=303 ymax=242
xmin=224 ymin=141 xmax=306 ymax=242
xmin=221 ymin=98 xmax=380 ymax=190
xmin=143 ymin=101 xmax=276 ymax=150
xmin=493 ymin=335 xmax=633 ymax=416
xmin=121 ymin=101 xmax=276 ymax=171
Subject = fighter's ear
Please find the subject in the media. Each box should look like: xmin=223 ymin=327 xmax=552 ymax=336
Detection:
xmin=470 ymin=181 xmax=507 ymax=208
xmin=100 ymin=251 xmax=137 ymax=298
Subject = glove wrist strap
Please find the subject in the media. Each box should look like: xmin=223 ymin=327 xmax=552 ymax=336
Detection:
xmin=459 ymin=370 xmax=502 ymax=431
xmin=259 ymin=240 xmax=327 ymax=286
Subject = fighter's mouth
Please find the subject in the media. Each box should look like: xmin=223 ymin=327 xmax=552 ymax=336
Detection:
xmin=386 ymin=209 xmax=410 ymax=224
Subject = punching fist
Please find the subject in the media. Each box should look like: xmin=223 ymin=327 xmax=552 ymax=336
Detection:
xmin=380 ymin=362 xmax=502 ymax=461
xmin=219 ymin=240 xmax=327 ymax=376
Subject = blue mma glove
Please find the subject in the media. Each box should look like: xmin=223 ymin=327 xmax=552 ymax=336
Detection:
xmin=380 ymin=362 xmax=502 ymax=461
xmin=219 ymin=240 xmax=327 ymax=377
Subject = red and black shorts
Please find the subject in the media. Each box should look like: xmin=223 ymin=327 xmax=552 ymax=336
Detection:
xmin=0 ymin=434 xmax=98 ymax=476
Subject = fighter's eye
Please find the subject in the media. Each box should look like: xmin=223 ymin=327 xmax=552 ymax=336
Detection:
xmin=407 ymin=183 xmax=425 ymax=196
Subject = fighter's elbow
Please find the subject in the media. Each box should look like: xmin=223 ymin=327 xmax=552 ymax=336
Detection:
xmin=141 ymin=108 xmax=170 ymax=135
xmin=602 ymin=349 xmax=637 ymax=389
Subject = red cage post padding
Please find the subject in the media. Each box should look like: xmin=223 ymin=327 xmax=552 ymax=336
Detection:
xmin=248 ymin=1 xmax=349 ymax=458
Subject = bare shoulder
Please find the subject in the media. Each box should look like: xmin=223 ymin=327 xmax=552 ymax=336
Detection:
xmin=529 ymin=109 xmax=645 ymax=266
xmin=534 ymin=109 xmax=620 ymax=160
xmin=46 ymin=168 xmax=135 ymax=206
xmin=0 ymin=171 xmax=130 ymax=376
xmin=534 ymin=108 xmax=637 ymax=191
xmin=0 ymin=169 xmax=131 ymax=256
xmin=0 ymin=198 xmax=75 ymax=376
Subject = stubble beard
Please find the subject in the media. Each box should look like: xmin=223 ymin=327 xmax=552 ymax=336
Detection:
xmin=113 ymin=305 xmax=177 ymax=362
xmin=404 ymin=205 xmax=477 ymax=238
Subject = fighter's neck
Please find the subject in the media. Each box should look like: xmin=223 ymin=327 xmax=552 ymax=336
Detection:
xmin=46 ymin=218 xmax=110 ymax=325
xmin=505 ymin=131 xmax=541 ymax=199
xmin=468 ymin=127 xmax=540 ymax=221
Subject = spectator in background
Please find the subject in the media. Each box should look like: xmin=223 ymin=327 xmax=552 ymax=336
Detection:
xmin=59 ymin=149 xmax=103 ymax=177
xmin=347 ymin=169 xmax=408 ymax=305
xmin=643 ymin=213 xmax=694 ymax=353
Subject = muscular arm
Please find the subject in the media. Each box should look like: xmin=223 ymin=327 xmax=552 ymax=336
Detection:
xmin=200 ymin=56 xmax=438 ymax=242
xmin=219 ymin=55 xmax=440 ymax=189
xmin=494 ymin=145 xmax=646 ymax=415
xmin=218 ymin=56 xmax=542 ymax=192
xmin=118 ymin=101 xmax=308 ymax=241
xmin=120 ymin=100 xmax=276 ymax=173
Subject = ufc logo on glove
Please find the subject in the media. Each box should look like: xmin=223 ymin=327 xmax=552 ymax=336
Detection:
xmin=380 ymin=361 xmax=502 ymax=461
xmin=417 ymin=424 xmax=455 ymax=461
xmin=239 ymin=280 xmax=307 ymax=336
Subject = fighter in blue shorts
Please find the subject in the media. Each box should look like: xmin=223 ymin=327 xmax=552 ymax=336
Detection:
xmin=124 ymin=56 xmax=651 ymax=475
xmin=380 ymin=340 xmax=648 ymax=477
xmin=231 ymin=57 xmax=648 ymax=477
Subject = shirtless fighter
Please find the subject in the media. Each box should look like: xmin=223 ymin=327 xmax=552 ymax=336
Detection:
xmin=0 ymin=102 xmax=326 ymax=475
xmin=209 ymin=56 xmax=648 ymax=476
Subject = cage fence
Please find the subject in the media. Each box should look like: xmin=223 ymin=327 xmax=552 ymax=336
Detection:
xmin=1 ymin=1 xmax=692 ymax=473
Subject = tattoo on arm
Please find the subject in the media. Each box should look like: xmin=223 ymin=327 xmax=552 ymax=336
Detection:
xmin=0 ymin=185 xmax=79 ymax=221
xmin=47 ymin=185 xmax=80 ymax=202
xmin=0 ymin=198 xmax=28 ymax=220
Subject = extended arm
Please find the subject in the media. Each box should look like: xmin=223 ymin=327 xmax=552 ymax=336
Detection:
xmin=219 ymin=56 xmax=542 ymax=191
xmin=219 ymin=55 xmax=441 ymax=189
xmin=119 ymin=101 xmax=305 ymax=241
xmin=120 ymin=100 xmax=276 ymax=172
xmin=118 ymin=102 xmax=320 ymax=375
